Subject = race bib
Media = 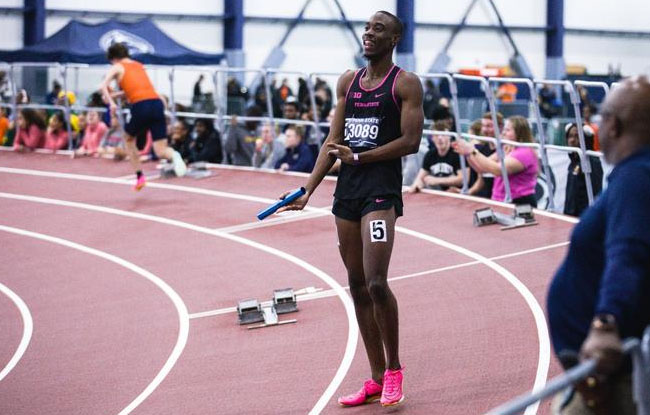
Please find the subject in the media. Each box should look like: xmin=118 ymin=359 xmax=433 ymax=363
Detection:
xmin=344 ymin=117 xmax=380 ymax=148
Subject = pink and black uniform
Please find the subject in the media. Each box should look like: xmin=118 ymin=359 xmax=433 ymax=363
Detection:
xmin=332 ymin=65 xmax=403 ymax=221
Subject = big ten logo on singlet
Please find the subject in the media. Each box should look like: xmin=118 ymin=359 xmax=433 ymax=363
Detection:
xmin=429 ymin=162 xmax=455 ymax=177
xmin=344 ymin=117 xmax=381 ymax=148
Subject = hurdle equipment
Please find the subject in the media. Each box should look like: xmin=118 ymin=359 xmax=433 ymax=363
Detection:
xmin=237 ymin=298 xmax=264 ymax=325
xmin=473 ymin=208 xmax=497 ymax=227
xmin=273 ymin=288 xmax=298 ymax=314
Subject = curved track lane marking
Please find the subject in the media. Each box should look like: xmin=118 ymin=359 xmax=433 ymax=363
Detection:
xmin=396 ymin=226 xmax=550 ymax=415
xmin=0 ymin=193 xmax=357 ymax=415
xmin=0 ymin=280 xmax=33 ymax=382
xmin=0 ymin=166 xmax=572 ymax=413
xmin=0 ymin=224 xmax=189 ymax=415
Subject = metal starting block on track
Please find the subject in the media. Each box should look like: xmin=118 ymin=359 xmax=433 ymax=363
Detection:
xmin=473 ymin=205 xmax=538 ymax=231
xmin=237 ymin=288 xmax=299 ymax=329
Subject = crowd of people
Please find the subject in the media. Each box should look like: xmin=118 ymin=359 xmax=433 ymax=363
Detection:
xmin=0 ymin=72 xmax=605 ymax=216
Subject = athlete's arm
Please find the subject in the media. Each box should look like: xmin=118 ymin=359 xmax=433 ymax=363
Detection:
xmin=277 ymin=69 xmax=356 ymax=211
xmin=327 ymin=71 xmax=424 ymax=165
xmin=100 ymin=64 xmax=124 ymax=112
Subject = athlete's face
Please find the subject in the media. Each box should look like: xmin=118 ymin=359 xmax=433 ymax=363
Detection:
xmin=362 ymin=13 xmax=399 ymax=59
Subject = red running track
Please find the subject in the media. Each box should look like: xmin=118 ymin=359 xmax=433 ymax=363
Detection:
xmin=0 ymin=151 xmax=575 ymax=414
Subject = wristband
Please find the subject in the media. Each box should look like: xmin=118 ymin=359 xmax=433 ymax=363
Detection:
xmin=353 ymin=152 xmax=360 ymax=165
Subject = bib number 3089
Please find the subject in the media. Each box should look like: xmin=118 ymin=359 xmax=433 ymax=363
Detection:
xmin=370 ymin=220 xmax=387 ymax=242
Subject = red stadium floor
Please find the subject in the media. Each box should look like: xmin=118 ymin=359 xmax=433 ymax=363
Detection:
xmin=0 ymin=151 xmax=576 ymax=414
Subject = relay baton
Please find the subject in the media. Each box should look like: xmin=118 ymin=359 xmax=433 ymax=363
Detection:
xmin=257 ymin=187 xmax=306 ymax=220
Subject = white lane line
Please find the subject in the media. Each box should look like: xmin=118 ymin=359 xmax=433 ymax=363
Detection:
xmin=0 ymin=192 xmax=357 ymax=415
xmin=0 ymin=167 xmax=324 ymax=215
xmin=0 ymin=280 xmax=33 ymax=382
xmin=396 ymin=226 xmax=550 ymax=415
xmin=0 ymin=224 xmax=189 ymax=415
xmin=189 ymin=241 xmax=570 ymax=319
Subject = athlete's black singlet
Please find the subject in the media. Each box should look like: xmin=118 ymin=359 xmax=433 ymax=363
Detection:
xmin=334 ymin=64 xmax=403 ymax=199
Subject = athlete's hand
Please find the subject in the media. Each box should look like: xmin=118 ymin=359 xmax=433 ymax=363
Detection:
xmin=276 ymin=190 xmax=309 ymax=213
xmin=326 ymin=143 xmax=354 ymax=164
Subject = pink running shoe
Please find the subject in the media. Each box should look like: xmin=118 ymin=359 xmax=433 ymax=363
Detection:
xmin=134 ymin=175 xmax=146 ymax=191
xmin=380 ymin=368 xmax=404 ymax=407
xmin=338 ymin=379 xmax=383 ymax=407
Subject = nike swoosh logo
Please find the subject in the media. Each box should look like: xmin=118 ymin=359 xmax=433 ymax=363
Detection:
xmin=375 ymin=198 xmax=386 ymax=203
xmin=375 ymin=93 xmax=386 ymax=98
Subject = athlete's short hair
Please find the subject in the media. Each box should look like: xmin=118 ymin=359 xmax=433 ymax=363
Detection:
xmin=377 ymin=10 xmax=403 ymax=37
xmin=107 ymin=43 xmax=130 ymax=61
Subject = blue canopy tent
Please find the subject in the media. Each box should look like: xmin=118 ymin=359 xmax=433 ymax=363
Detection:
xmin=0 ymin=19 xmax=224 ymax=65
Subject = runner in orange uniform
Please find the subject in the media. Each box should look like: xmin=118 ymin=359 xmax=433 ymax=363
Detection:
xmin=100 ymin=43 xmax=186 ymax=190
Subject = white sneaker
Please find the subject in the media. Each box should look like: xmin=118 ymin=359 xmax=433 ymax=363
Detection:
xmin=171 ymin=151 xmax=187 ymax=177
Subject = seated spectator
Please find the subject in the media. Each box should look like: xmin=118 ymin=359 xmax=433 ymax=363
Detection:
xmin=454 ymin=115 xmax=539 ymax=206
xmin=97 ymin=113 xmax=127 ymax=160
xmin=225 ymin=106 xmax=262 ymax=166
xmin=169 ymin=119 xmax=192 ymax=163
xmin=44 ymin=112 xmax=69 ymax=151
xmin=496 ymin=82 xmax=518 ymax=103
xmin=190 ymin=118 xmax=223 ymax=164
xmin=75 ymin=110 xmax=107 ymax=157
xmin=72 ymin=112 xmax=87 ymax=149
xmin=0 ymin=107 xmax=9 ymax=146
xmin=563 ymin=123 xmax=603 ymax=217
xmin=46 ymin=81 xmax=62 ymax=106
xmin=13 ymin=109 xmax=45 ymax=152
xmin=409 ymin=121 xmax=464 ymax=193
xmin=467 ymin=111 xmax=504 ymax=198
xmin=281 ymin=97 xmax=301 ymax=132
xmin=423 ymin=80 xmax=443 ymax=120
xmin=253 ymin=122 xmax=285 ymax=169
xmin=274 ymin=125 xmax=314 ymax=173
xmin=582 ymin=104 xmax=601 ymax=151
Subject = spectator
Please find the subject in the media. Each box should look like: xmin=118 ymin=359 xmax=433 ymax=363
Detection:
xmin=281 ymin=96 xmax=301 ymax=132
xmin=193 ymin=74 xmax=204 ymax=99
xmin=169 ymin=119 xmax=192 ymax=162
xmin=15 ymin=89 xmax=29 ymax=104
xmin=75 ymin=110 xmax=107 ymax=156
xmin=563 ymin=123 xmax=603 ymax=217
xmin=547 ymin=76 xmax=650 ymax=415
xmin=72 ymin=112 xmax=87 ymax=149
xmin=44 ymin=111 xmax=69 ymax=151
xmin=190 ymin=118 xmax=223 ymax=164
xmin=274 ymin=125 xmax=314 ymax=173
xmin=314 ymin=79 xmax=333 ymax=119
xmin=496 ymin=82 xmax=518 ymax=103
xmin=582 ymin=104 xmax=601 ymax=151
xmin=0 ymin=107 xmax=9 ymax=145
xmin=56 ymin=90 xmax=81 ymax=133
xmin=430 ymin=105 xmax=455 ymax=134
xmin=0 ymin=70 xmax=10 ymax=102
xmin=46 ymin=81 xmax=62 ymax=106
xmin=422 ymin=79 xmax=443 ymax=120
xmin=225 ymin=106 xmax=262 ymax=166
xmin=277 ymin=78 xmax=293 ymax=102
xmin=97 ymin=113 xmax=127 ymax=160
xmin=13 ymin=109 xmax=45 ymax=152
xmin=253 ymin=122 xmax=284 ymax=169
xmin=539 ymin=84 xmax=561 ymax=118
xmin=454 ymin=115 xmax=539 ymax=206
xmin=466 ymin=111 xmax=504 ymax=197
xmin=409 ymin=121 xmax=464 ymax=193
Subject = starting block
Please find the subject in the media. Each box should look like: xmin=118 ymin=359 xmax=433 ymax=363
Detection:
xmin=273 ymin=288 xmax=298 ymax=314
xmin=237 ymin=288 xmax=299 ymax=329
xmin=514 ymin=204 xmax=535 ymax=223
xmin=237 ymin=298 xmax=264 ymax=325
xmin=473 ymin=208 xmax=498 ymax=227
xmin=473 ymin=205 xmax=538 ymax=230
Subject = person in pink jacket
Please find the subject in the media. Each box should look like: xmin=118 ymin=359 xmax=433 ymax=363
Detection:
xmin=13 ymin=109 xmax=45 ymax=152
xmin=75 ymin=110 xmax=107 ymax=156
xmin=44 ymin=112 xmax=69 ymax=151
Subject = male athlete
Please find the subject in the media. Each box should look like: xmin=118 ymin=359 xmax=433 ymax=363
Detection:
xmin=100 ymin=43 xmax=186 ymax=191
xmin=279 ymin=11 xmax=424 ymax=407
